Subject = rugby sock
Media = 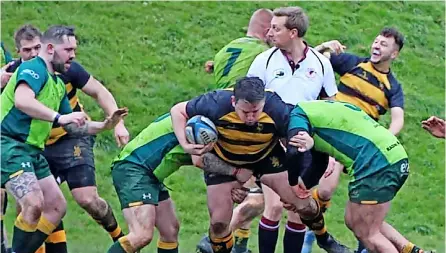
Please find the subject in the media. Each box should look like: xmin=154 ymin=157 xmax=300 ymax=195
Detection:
xmin=44 ymin=221 xmax=67 ymax=253
xmin=283 ymin=221 xmax=306 ymax=253
xmin=93 ymin=202 xmax=124 ymax=241
xmin=401 ymin=242 xmax=424 ymax=253
xmin=312 ymin=188 xmax=331 ymax=212
xmin=108 ymin=236 xmax=134 ymax=253
xmin=258 ymin=216 xmax=279 ymax=253
xmin=12 ymin=213 xmax=38 ymax=253
xmin=299 ymin=202 xmax=329 ymax=243
xmin=157 ymin=240 xmax=178 ymax=253
xmin=209 ymin=232 xmax=234 ymax=253
xmin=233 ymin=228 xmax=250 ymax=253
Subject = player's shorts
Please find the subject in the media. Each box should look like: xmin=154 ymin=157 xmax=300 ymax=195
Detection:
xmin=348 ymin=158 xmax=409 ymax=204
xmin=112 ymin=161 xmax=170 ymax=210
xmin=204 ymin=143 xmax=288 ymax=186
xmin=43 ymin=135 xmax=96 ymax=189
xmin=1 ymin=135 xmax=52 ymax=187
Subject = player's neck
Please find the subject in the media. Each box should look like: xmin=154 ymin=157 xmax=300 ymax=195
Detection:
xmin=246 ymin=31 xmax=261 ymax=41
xmin=372 ymin=61 xmax=391 ymax=73
xmin=38 ymin=53 xmax=55 ymax=73
xmin=286 ymin=39 xmax=307 ymax=63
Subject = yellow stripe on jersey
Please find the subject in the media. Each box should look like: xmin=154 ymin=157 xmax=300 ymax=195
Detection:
xmin=340 ymin=73 xmax=389 ymax=109
xmin=335 ymin=92 xmax=379 ymax=119
xmin=359 ymin=62 xmax=391 ymax=90
xmin=219 ymin=111 xmax=275 ymax=124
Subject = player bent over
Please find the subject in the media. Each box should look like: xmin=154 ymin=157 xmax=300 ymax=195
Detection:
xmin=171 ymin=77 xmax=350 ymax=253
xmin=108 ymin=113 xmax=251 ymax=253
xmin=1 ymin=26 xmax=127 ymax=253
xmin=285 ymin=100 xmax=432 ymax=253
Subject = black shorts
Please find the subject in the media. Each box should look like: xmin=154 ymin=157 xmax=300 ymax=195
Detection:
xmin=44 ymin=135 xmax=96 ymax=190
xmin=204 ymin=144 xmax=287 ymax=186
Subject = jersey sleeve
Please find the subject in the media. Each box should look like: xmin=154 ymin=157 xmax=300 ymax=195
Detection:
xmin=264 ymin=92 xmax=293 ymax=137
xmin=58 ymin=94 xmax=73 ymax=114
xmin=330 ymin=53 xmax=364 ymax=75
xmin=320 ymin=57 xmax=338 ymax=97
xmin=288 ymin=106 xmax=312 ymax=135
xmin=64 ymin=61 xmax=91 ymax=89
xmin=246 ymin=53 xmax=267 ymax=84
xmin=16 ymin=61 xmax=48 ymax=94
xmin=388 ymin=76 xmax=404 ymax=109
xmin=185 ymin=91 xmax=222 ymax=121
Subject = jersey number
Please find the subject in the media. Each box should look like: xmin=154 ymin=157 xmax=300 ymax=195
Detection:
xmin=222 ymin=48 xmax=242 ymax=77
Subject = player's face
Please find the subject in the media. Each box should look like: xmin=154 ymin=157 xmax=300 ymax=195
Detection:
xmin=18 ymin=37 xmax=41 ymax=61
xmin=370 ymin=35 xmax=399 ymax=64
xmin=232 ymin=97 xmax=266 ymax=126
xmin=268 ymin=16 xmax=295 ymax=49
xmin=52 ymin=35 xmax=77 ymax=73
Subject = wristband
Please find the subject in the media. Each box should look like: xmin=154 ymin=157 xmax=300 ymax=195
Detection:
xmin=54 ymin=113 xmax=61 ymax=124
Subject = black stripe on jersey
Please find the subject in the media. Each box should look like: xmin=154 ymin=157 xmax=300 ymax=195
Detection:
xmin=338 ymin=82 xmax=386 ymax=117
xmin=350 ymin=66 xmax=390 ymax=93
xmin=66 ymin=83 xmax=77 ymax=99
xmin=214 ymin=140 xmax=277 ymax=164
xmin=215 ymin=120 xmax=277 ymax=134
xmin=218 ymin=135 xmax=266 ymax=145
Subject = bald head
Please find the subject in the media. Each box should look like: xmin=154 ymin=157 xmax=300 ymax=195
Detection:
xmin=247 ymin=8 xmax=273 ymax=42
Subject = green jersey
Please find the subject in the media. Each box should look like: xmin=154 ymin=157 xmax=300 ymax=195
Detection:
xmin=113 ymin=113 xmax=190 ymax=182
xmin=1 ymin=42 xmax=13 ymax=66
xmin=288 ymin=100 xmax=408 ymax=180
xmin=213 ymin=37 xmax=269 ymax=89
xmin=1 ymin=57 xmax=72 ymax=150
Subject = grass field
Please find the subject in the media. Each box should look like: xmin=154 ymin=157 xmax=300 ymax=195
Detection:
xmin=1 ymin=1 xmax=445 ymax=252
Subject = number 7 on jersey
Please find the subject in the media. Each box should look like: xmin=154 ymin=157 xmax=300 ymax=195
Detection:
xmin=222 ymin=48 xmax=242 ymax=77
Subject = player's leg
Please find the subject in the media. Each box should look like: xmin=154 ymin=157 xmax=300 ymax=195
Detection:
xmin=258 ymin=184 xmax=282 ymax=253
xmin=345 ymin=201 xmax=397 ymax=252
xmin=108 ymin=162 xmax=162 ymax=252
xmin=380 ymin=222 xmax=426 ymax=253
xmin=283 ymin=211 xmax=306 ymax=253
xmin=230 ymin=176 xmax=263 ymax=253
xmin=108 ymin=204 xmax=156 ymax=253
xmin=155 ymin=196 xmax=180 ymax=253
xmin=206 ymin=179 xmax=240 ymax=253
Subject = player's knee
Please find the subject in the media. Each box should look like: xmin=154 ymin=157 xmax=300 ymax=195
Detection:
xmin=263 ymin=202 xmax=283 ymax=221
xmin=22 ymin=193 xmax=44 ymax=221
xmin=162 ymin=218 xmax=180 ymax=241
xmin=211 ymin=221 xmax=229 ymax=236
xmin=75 ymin=190 xmax=101 ymax=211
xmin=240 ymin=197 xmax=264 ymax=221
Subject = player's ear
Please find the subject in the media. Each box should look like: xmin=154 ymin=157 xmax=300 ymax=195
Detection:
xmin=46 ymin=43 xmax=55 ymax=55
xmin=390 ymin=49 xmax=399 ymax=60
xmin=231 ymin=95 xmax=236 ymax=107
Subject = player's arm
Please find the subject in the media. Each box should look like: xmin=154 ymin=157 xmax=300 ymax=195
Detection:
xmin=387 ymin=80 xmax=405 ymax=135
xmin=192 ymin=154 xmax=252 ymax=183
xmin=170 ymin=100 xmax=213 ymax=156
xmin=67 ymin=62 xmax=129 ymax=146
xmin=314 ymin=40 xmax=346 ymax=56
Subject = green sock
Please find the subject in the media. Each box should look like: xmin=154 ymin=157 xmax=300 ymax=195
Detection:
xmin=108 ymin=236 xmax=134 ymax=253
xmin=108 ymin=241 xmax=127 ymax=253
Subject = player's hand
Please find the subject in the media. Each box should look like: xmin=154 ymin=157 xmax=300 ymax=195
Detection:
xmin=232 ymin=168 xmax=253 ymax=184
xmin=114 ymin=120 xmax=130 ymax=147
xmin=0 ymin=62 xmax=14 ymax=88
xmin=103 ymin=108 xmax=129 ymax=130
xmin=231 ymin=187 xmax=249 ymax=204
xmin=204 ymin=60 xmax=214 ymax=73
xmin=323 ymin=157 xmax=337 ymax=178
xmin=422 ymin=116 xmax=445 ymax=138
xmin=320 ymin=40 xmax=346 ymax=55
xmin=183 ymin=142 xmax=214 ymax=156
xmin=58 ymin=112 xmax=88 ymax=127
xmin=291 ymin=177 xmax=311 ymax=199
xmin=289 ymin=131 xmax=314 ymax=152
xmin=281 ymin=199 xmax=298 ymax=213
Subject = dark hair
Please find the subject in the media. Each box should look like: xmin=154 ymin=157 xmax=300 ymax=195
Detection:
xmin=41 ymin=25 xmax=76 ymax=44
xmin=14 ymin=24 xmax=42 ymax=49
xmin=380 ymin=27 xmax=404 ymax=51
xmin=234 ymin=77 xmax=266 ymax=103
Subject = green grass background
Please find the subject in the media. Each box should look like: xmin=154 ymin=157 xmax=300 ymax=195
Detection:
xmin=1 ymin=1 xmax=445 ymax=252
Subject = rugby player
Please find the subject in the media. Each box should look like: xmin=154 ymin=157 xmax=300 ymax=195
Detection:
xmin=171 ymin=77 xmax=346 ymax=253
xmin=4 ymin=25 xmax=130 ymax=253
xmin=108 ymin=113 xmax=253 ymax=253
xmin=285 ymin=100 xmax=432 ymax=253
xmin=1 ymin=25 xmax=127 ymax=253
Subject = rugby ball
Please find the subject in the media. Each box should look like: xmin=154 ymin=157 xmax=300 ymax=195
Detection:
xmin=185 ymin=115 xmax=218 ymax=145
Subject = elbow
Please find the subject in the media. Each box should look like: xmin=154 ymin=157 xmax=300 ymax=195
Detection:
xmin=14 ymin=98 xmax=27 ymax=111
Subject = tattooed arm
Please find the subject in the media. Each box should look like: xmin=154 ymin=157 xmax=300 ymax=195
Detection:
xmin=197 ymin=153 xmax=253 ymax=183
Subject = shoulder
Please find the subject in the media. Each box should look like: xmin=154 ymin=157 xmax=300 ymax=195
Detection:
xmin=308 ymin=48 xmax=330 ymax=65
xmin=387 ymin=71 xmax=403 ymax=91
xmin=17 ymin=57 xmax=47 ymax=79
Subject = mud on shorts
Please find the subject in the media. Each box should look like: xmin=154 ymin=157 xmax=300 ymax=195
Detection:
xmin=348 ymin=158 xmax=410 ymax=204
xmin=204 ymin=144 xmax=288 ymax=186
xmin=112 ymin=161 xmax=170 ymax=210
xmin=43 ymin=135 xmax=96 ymax=190
xmin=1 ymin=135 xmax=52 ymax=188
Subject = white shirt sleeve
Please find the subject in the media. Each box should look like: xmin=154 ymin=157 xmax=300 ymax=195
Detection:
xmin=247 ymin=53 xmax=267 ymax=84
xmin=321 ymin=57 xmax=338 ymax=97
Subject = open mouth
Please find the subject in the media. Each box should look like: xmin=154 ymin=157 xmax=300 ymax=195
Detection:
xmin=372 ymin=49 xmax=381 ymax=57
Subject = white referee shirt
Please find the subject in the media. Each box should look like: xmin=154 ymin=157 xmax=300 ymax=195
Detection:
xmin=247 ymin=44 xmax=337 ymax=105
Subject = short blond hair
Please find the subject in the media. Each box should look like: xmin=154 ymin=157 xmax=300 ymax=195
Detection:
xmin=273 ymin=7 xmax=309 ymax=37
